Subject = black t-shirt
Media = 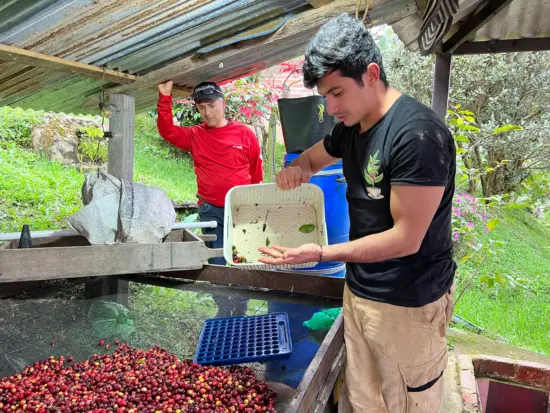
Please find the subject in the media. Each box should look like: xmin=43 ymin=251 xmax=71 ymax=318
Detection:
xmin=324 ymin=94 xmax=457 ymax=307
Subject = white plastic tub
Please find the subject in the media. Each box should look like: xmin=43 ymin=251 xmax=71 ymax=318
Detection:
xmin=224 ymin=183 xmax=328 ymax=269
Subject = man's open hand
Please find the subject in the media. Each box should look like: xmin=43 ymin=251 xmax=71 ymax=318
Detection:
xmin=258 ymin=244 xmax=321 ymax=266
xmin=276 ymin=166 xmax=311 ymax=190
xmin=158 ymin=81 xmax=173 ymax=96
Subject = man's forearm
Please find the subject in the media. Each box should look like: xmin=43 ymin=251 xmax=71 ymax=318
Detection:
xmin=289 ymin=150 xmax=315 ymax=175
xmin=289 ymin=140 xmax=337 ymax=176
xmin=322 ymin=228 xmax=420 ymax=263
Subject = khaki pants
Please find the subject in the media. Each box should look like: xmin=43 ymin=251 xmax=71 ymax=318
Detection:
xmin=343 ymin=283 xmax=455 ymax=413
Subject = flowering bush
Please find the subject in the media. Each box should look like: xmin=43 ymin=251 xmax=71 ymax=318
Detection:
xmin=223 ymin=78 xmax=279 ymax=123
xmin=445 ymin=107 xmax=533 ymax=290
xmin=452 ymin=193 xmax=492 ymax=244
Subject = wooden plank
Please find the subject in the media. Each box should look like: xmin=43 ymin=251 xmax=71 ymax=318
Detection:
xmin=172 ymin=200 xmax=198 ymax=210
xmin=431 ymin=53 xmax=452 ymax=120
xmin=453 ymin=38 xmax=550 ymax=55
xmin=312 ymin=346 xmax=346 ymax=413
xmin=287 ymin=312 xmax=345 ymax=412
xmin=308 ymin=0 xmax=334 ymax=7
xmin=165 ymin=265 xmax=345 ymax=298
xmin=9 ymin=235 xmax=91 ymax=249
xmin=337 ymin=372 xmax=353 ymax=413
xmin=108 ymin=94 xmax=135 ymax=182
xmin=0 ymin=44 xmax=136 ymax=84
xmin=119 ymin=274 xmax=342 ymax=307
xmin=96 ymin=0 xmax=415 ymax=101
xmin=442 ymin=0 xmax=514 ymax=54
xmin=0 ymin=241 xmax=210 ymax=282
xmin=196 ymin=234 xmax=217 ymax=242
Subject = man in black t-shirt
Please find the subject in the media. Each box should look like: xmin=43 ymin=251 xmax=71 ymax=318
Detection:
xmin=258 ymin=14 xmax=457 ymax=413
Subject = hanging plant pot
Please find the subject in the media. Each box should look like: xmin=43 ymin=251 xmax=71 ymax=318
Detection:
xmin=277 ymin=96 xmax=337 ymax=154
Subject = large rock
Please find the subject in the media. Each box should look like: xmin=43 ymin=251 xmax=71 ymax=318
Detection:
xmin=69 ymin=173 xmax=176 ymax=244
xmin=118 ymin=180 xmax=176 ymax=244
xmin=69 ymin=192 xmax=120 ymax=245
xmin=81 ymin=173 xmax=121 ymax=206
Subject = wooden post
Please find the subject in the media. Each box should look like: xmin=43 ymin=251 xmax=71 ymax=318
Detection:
xmin=107 ymin=93 xmax=135 ymax=302
xmin=431 ymin=53 xmax=452 ymax=120
xmin=108 ymin=94 xmax=135 ymax=182
xmin=266 ymin=111 xmax=278 ymax=183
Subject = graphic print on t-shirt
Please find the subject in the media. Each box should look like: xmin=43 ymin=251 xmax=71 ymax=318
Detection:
xmin=364 ymin=149 xmax=384 ymax=199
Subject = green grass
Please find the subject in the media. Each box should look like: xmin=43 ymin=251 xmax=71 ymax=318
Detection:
xmin=454 ymin=209 xmax=550 ymax=355
xmin=0 ymin=143 xmax=84 ymax=232
xmin=133 ymin=115 xmax=197 ymax=202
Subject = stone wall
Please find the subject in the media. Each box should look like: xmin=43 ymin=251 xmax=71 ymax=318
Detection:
xmin=31 ymin=113 xmax=104 ymax=168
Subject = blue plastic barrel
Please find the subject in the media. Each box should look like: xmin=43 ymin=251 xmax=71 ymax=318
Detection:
xmin=284 ymin=153 xmax=350 ymax=245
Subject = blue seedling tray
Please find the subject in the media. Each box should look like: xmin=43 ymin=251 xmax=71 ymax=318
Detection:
xmin=194 ymin=312 xmax=292 ymax=366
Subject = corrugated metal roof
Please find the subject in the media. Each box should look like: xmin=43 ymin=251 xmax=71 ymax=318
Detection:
xmin=392 ymin=0 xmax=550 ymax=52
xmin=0 ymin=0 xmax=418 ymax=115
xmin=472 ymin=0 xmax=550 ymax=42
xmin=0 ymin=0 xmax=311 ymax=114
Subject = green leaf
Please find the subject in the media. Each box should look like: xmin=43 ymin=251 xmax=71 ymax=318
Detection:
xmin=458 ymin=110 xmax=475 ymax=116
xmin=487 ymin=279 xmax=495 ymax=288
xmin=265 ymin=237 xmax=270 ymax=247
xmin=455 ymin=135 xmax=470 ymax=143
xmin=487 ymin=218 xmax=500 ymax=231
xmin=492 ymin=124 xmax=523 ymax=134
xmin=456 ymin=148 xmax=468 ymax=155
xmin=464 ymin=116 xmax=476 ymax=123
xmin=461 ymin=125 xmax=481 ymax=132
xmin=459 ymin=254 xmax=472 ymax=264
xmin=299 ymin=224 xmax=316 ymax=234
xmin=374 ymin=173 xmax=384 ymax=183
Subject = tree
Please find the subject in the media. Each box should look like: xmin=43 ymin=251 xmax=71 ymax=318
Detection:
xmin=381 ymin=28 xmax=550 ymax=198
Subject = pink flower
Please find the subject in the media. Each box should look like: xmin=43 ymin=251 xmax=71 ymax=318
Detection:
xmin=484 ymin=227 xmax=489 ymax=234
xmin=467 ymin=222 xmax=473 ymax=228
xmin=452 ymin=232 xmax=460 ymax=242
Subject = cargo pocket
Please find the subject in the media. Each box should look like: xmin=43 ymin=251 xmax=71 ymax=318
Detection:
xmin=399 ymin=348 xmax=448 ymax=413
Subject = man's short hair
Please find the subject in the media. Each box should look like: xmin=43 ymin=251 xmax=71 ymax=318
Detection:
xmin=302 ymin=13 xmax=388 ymax=89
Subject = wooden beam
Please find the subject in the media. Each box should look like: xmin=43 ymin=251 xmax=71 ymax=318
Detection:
xmin=312 ymin=347 xmax=346 ymax=413
xmin=107 ymin=94 xmax=135 ymax=182
xmin=287 ymin=312 xmax=345 ymax=412
xmin=97 ymin=0 xmax=416 ymax=102
xmin=165 ymin=265 xmax=345 ymax=299
xmin=119 ymin=274 xmax=342 ymax=307
xmin=442 ymin=0 xmax=514 ymax=54
xmin=453 ymin=38 xmax=550 ymax=55
xmin=0 ymin=238 xmax=211 ymax=282
xmin=431 ymin=53 xmax=452 ymax=120
xmin=308 ymin=0 xmax=334 ymax=7
xmin=0 ymin=44 xmax=136 ymax=85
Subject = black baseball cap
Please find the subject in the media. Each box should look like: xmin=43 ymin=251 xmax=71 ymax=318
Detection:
xmin=191 ymin=82 xmax=224 ymax=102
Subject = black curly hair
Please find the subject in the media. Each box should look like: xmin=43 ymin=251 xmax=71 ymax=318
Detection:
xmin=302 ymin=13 xmax=388 ymax=89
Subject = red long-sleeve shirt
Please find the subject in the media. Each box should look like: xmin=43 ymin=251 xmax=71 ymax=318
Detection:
xmin=156 ymin=93 xmax=263 ymax=207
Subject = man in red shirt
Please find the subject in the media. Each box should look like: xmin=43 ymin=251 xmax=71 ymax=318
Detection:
xmin=157 ymin=80 xmax=263 ymax=316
